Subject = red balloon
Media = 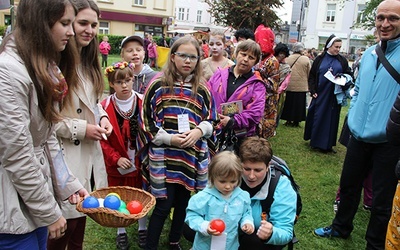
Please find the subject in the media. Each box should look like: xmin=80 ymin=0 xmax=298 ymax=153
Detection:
xmin=127 ymin=200 xmax=143 ymax=214
xmin=210 ymin=219 xmax=226 ymax=233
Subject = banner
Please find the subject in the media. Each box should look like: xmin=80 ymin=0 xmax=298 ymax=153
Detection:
xmin=0 ymin=0 xmax=9 ymax=10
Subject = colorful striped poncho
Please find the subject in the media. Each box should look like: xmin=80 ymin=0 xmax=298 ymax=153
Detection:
xmin=138 ymin=79 xmax=218 ymax=198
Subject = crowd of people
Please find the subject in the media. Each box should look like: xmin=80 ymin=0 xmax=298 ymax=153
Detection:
xmin=1 ymin=0 xmax=400 ymax=250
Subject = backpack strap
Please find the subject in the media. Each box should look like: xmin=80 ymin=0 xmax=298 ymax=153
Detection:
xmin=262 ymin=166 xmax=281 ymax=217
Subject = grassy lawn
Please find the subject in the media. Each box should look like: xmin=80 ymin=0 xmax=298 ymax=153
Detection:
xmin=86 ymin=61 xmax=369 ymax=249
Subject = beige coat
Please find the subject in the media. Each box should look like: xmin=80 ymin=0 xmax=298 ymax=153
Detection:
xmin=0 ymin=38 xmax=83 ymax=234
xmin=285 ymin=54 xmax=311 ymax=92
xmin=55 ymin=67 xmax=108 ymax=219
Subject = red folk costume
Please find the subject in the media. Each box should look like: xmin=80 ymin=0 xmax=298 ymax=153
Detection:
xmin=100 ymin=92 xmax=143 ymax=187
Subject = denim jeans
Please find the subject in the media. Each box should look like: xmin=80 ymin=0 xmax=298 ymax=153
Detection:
xmin=332 ymin=136 xmax=400 ymax=249
xmin=0 ymin=226 xmax=47 ymax=250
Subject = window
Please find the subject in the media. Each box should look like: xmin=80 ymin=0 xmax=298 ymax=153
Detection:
xmin=357 ymin=4 xmax=366 ymax=23
xmin=99 ymin=21 xmax=109 ymax=35
xmin=134 ymin=0 xmax=144 ymax=5
xmin=186 ymin=8 xmax=189 ymax=21
xmin=197 ymin=10 xmax=202 ymax=23
xmin=178 ymin=7 xmax=185 ymax=20
xmin=326 ymin=4 xmax=336 ymax=22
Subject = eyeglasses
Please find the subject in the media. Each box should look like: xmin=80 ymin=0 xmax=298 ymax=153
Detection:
xmin=113 ymin=78 xmax=133 ymax=85
xmin=173 ymin=52 xmax=199 ymax=62
xmin=376 ymin=14 xmax=400 ymax=24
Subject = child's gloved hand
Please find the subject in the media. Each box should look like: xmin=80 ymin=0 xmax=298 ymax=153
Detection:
xmin=241 ymin=223 xmax=255 ymax=234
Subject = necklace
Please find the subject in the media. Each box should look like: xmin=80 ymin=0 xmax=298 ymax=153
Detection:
xmin=112 ymin=94 xmax=136 ymax=119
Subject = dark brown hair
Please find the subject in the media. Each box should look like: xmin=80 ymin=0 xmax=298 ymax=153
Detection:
xmin=4 ymin=0 xmax=79 ymax=122
xmin=239 ymin=136 xmax=273 ymax=166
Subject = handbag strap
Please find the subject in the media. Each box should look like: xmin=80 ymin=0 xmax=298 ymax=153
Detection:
xmin=290 ymin=55 xmax=302 ymax=69
xmin=376 ymin=44 xmax=400 ymax=83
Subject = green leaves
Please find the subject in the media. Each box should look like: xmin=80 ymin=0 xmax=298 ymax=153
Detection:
xmin=204 ymin=0 xmax=283 ymax=30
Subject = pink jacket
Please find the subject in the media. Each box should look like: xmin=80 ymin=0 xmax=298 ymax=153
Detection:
xmin=147 ymin=43 xmax=158 ymax=58
xmin=99 ymin=41 xmax=111 ymax=55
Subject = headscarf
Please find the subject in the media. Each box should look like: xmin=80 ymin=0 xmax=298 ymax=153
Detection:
xmin=325 ymin=34 xmax=340 ymax=51
xmin=255 ymin=24 xmax=275 ymax=56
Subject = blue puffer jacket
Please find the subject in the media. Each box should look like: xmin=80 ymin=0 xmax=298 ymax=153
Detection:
xmin=185 ymin=186 xmax=253 ymax=250
xmin=348 ymin=38 xmax=400 ymax=143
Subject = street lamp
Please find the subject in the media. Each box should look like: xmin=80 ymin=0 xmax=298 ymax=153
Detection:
xmin=297 ymin=0 xmax=304 ymax=42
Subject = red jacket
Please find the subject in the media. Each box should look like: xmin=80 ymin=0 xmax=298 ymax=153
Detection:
xmin=100 ymin=94 xmax=142 ymax=181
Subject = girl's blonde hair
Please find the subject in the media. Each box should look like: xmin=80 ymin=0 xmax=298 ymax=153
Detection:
xmin=161 ymin=36 xmax=204 ymax=96
xmin=209 ymin=30 xmax=226 ymax=44
xmin=208 ymin=151 xmax=242 ymax=187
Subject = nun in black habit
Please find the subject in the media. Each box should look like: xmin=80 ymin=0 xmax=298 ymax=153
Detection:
xmin=303 ymin=34 xmax=352 ymax=153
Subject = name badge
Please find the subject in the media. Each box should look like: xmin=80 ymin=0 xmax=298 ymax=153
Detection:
xmin=53 ymin=150 xmax=71 ymax=189
xmin=178 ymin=114 xmax=190 ymax=133
xmin=211 ymin=233 xmax=227 ymax=250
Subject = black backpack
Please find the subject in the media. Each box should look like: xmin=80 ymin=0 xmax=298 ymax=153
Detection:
xmin=261 ymin=155 xmax=302 ymax=250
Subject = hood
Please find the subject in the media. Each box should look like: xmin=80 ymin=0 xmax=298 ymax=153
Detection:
xmin=255 ymin=24 xmax=275 ymax=56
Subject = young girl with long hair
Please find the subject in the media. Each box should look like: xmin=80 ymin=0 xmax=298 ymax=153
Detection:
xmin=48 ymin=0 xmax=112 ymax=249
xmin=139 ymin=36 xmax=218 ymax=250
xmin=0 ymin=0 xmax=89 ymax=249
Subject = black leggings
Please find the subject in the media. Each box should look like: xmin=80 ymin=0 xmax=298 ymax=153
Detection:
xmin=145 ymin=183 xmax=191 ymax=250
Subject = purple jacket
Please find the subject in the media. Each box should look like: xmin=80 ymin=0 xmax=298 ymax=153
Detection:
xmin=208 ymin=67 xmax=266 ymax=137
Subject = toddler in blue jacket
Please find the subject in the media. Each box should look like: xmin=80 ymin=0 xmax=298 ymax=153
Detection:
xmin=185 ymin=151 xmax=254 ymax=250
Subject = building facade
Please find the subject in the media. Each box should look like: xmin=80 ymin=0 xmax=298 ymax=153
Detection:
xmin=298 ymin=0 xmax=373 ymax=54
xmin=0 ymin=0 xmax=175 ymax=38
xmin=96 ymin=0 xmax=174 ymax=37
xmin=173 ymin=0 xmax=234 ymax=38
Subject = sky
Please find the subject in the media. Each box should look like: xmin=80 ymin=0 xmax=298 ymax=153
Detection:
xmin=274 ymin=0 xmax=293 ymax=23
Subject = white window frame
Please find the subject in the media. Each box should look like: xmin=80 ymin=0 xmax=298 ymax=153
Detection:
xmin=197 ymin=10 xmax=202 ymax=23
xmin=178 ymin=7 xmax=185 ymax=21
xmin=99 ymin=21 xmax=110 ymax=35
xmin=326 ymin=4 xmax=336 ymax=22
xmin=134 ymin=0 xmax=144 ymax=6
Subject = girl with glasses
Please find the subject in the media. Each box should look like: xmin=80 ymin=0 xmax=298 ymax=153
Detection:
xmin=139 ymin=36 xmax=218 ymax=250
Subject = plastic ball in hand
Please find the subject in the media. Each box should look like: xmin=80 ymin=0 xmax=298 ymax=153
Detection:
xmin=82 ymin=196 xmax=99 ymax=209
xmin=127 ymin=200 xmax=143 ymax=214
xmin=104 ymin=195 xmax=121 ymax=210
xmin=210 ymin=219 xmax=226 ymax=233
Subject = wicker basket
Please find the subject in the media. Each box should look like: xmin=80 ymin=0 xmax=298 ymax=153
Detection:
xmin=76 ymin=186 xmax=155 ymax=228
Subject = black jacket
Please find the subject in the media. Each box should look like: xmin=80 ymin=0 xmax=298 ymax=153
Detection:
xmin=387 ymin=91 xmax=400 ymax=145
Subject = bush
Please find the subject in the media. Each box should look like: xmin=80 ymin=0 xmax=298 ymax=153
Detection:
xmin=98 ymin=34 xmax=126 ymax=55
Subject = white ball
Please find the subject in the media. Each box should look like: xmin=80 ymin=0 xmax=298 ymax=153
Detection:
xmin=97 ymin=198 xmax=104 ymax=207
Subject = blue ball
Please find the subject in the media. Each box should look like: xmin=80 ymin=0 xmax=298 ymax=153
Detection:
xmin=104 ymin=195 xmax=121 ymax=210
xmin=82 ymin=196 xmax=99 ymax=209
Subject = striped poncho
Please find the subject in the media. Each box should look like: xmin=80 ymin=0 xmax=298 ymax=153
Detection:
xmin=139 ymin=78 xmax=218 ymax=198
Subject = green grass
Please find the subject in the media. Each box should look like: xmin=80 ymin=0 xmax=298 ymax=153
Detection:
xmin=87 ymin=71 xmax=370 ymax=249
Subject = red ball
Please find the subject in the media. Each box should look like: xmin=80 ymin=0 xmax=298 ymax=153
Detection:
xmin=127 ymin=200 xmax=143 ymax=214
xmin=210 ymin=219 xmax=226 ymax=233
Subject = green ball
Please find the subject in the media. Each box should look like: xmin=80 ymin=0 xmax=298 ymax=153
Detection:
xmin=119 ymin=200 xmax=127 ymax=209
xmin=118 ymin=207 xmax=130 ymax=215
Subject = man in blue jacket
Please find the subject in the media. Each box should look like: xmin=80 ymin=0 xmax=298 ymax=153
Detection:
xmin=313 ymin=1 xmax=400 ymax=249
